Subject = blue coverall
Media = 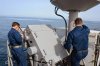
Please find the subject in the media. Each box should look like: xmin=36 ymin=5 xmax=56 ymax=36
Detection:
xmin=64 ymin=25 xmax=90 ymax=66
xmin=8 ymin=28 xmax=27 ymax=66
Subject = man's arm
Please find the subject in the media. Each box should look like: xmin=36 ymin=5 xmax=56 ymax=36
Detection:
xmin=64 ymin=32 xmax=73 ymax=53
xmin=82 ymin=25 xmax=90 ymax=34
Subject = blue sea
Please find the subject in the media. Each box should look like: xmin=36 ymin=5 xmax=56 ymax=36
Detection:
xmin=0 ymin=16 xmax=100 ymax=66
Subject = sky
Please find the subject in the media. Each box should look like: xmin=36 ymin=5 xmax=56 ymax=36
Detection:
xmin=0 ymin=0 xmax=100 ymax=21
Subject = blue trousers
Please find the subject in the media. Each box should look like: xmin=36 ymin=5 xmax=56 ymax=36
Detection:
xmin=11 ymin=47 xmax=27 ymax=66
xmin=71 ymin=50 xmax=88 ymax=66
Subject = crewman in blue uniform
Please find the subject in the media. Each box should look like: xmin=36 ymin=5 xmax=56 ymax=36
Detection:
xmin=8 ymin=22 xmax=27 ymax=66
xmin=64 ymin=18 xmax=90 ymax=66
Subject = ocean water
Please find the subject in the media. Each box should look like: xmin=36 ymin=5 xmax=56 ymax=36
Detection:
xmin=0 ymin=17 xmax=100 ymax=66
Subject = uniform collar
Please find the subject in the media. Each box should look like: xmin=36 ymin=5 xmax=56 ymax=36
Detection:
xmin=11 ymin=28 xmax=17 ymax=31
xmin=75 ymin=26 xmax=83 ymax=30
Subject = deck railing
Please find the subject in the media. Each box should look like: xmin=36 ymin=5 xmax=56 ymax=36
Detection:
xmin=7 ymin=41 xmax=13 ymax=66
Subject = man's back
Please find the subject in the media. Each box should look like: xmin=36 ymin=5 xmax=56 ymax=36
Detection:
xmin=71 ymin=25 xmax=90 ymax=51
xmin=64 ymin=25 xmax=90 ymax=52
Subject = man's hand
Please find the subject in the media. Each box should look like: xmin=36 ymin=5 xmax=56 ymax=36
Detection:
xmin=63 ymin=41 xmax=70 ymax=54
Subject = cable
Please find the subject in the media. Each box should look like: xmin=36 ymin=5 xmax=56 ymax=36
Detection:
xmin=55 ymin=7 xmax=68 ymax=66
xmin=55 ymin=7 xmax=67 ymax=41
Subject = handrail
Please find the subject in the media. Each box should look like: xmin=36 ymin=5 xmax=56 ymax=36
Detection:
xmin=97 ymin=33 xmax=100 ymax=66
xmin=7 ymin=41 xmax=13 ymax=66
